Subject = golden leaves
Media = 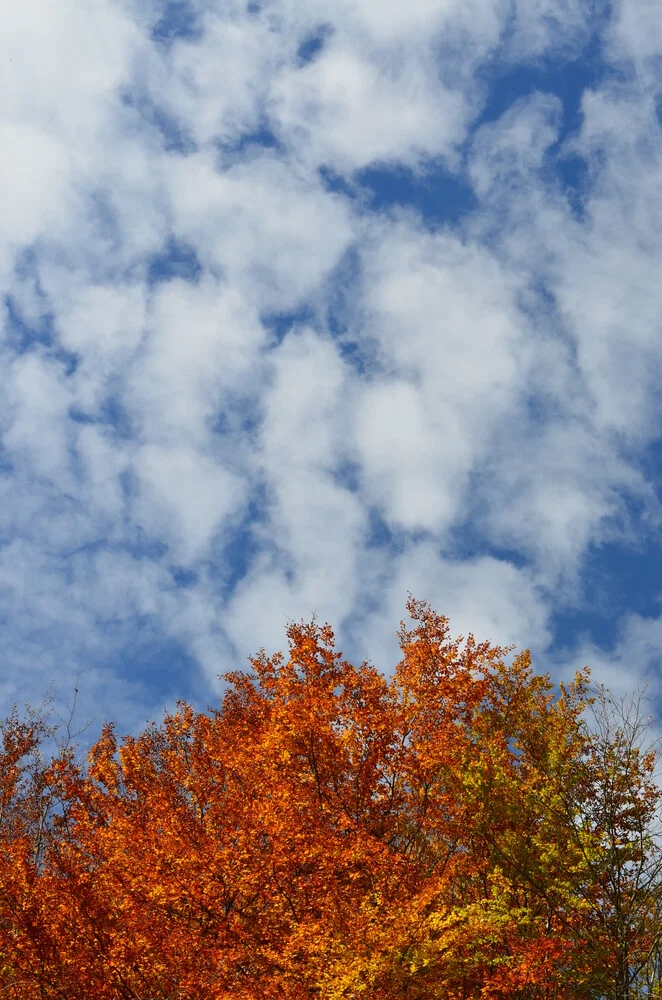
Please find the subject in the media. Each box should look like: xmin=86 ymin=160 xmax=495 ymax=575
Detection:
xmin=0 ymin=599 xmax=661 ymax=998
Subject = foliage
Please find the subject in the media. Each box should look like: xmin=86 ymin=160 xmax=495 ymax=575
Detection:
xmin=1 ymin=597 xmax=661 ymax=998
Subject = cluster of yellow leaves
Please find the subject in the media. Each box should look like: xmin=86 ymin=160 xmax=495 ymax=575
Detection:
xmin=1 ymin=597 xmax=660 ymax=999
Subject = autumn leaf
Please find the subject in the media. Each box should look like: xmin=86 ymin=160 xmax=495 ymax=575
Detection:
xmin=1 ymin=598 xmax=661 ymax=999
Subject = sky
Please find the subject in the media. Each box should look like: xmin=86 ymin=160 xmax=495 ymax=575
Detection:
xmin=2 ymin=0 xmax=662 ymax=744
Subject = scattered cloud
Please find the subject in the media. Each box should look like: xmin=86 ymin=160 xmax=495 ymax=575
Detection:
xmin=2 ymin=0 xmax=662 ymax=743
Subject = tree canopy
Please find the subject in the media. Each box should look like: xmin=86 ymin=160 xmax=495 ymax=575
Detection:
xmin=1 ymin=597 xmax=661 ymax=999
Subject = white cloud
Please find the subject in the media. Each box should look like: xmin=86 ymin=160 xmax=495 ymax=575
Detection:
xmin=312 ymin=0 xmax=502 ymax=45
xmin=462 ymin=82 xmax=662 ymax=585
xmin=477 ymin=420 xmax=647 ymax=588
xmin=469 ymin=93 xmax=563 ymax=197
xmin=55 ymin=282 xmax=147 ymax=364
xmin=1 ymin=0 xmax=138 ymax=138
xmin=126 ymin=277 xmax=266 ymax=446
xmin=220 ymin=328 xmax=368 ymax=670
xmin=507 ymin=0 xmax=596 ymax=58
xmin=554 ymin=608 xmax=662 ymax=705
xmin=166 ymin=152 xmax=355 ymax=310
xmin=74 ymin=426 xmax=129 ymax=522
xmin=258 ymin=327 xmax=353 ymax=475
xmin=272 ymin=43 xmax=468 ymax=173
xmin=351 ymin=219 xmax=526 ymax=538
xmin=153 ymin=10 xmax=281 ymax=148
xmin=2 ymin=353 xmax=75 ymax=487
xmin=132 ymin=443 xmax=246 ymax=563
xmin=2 ymin=0 xmax=662 ymax=739
xmin=0 ymin=125 xmax=75 ymax=250
xmin=606 ymin=0 xmax=662 ymax=68
xmin=355 ymin=378 xmax=461 ymax=533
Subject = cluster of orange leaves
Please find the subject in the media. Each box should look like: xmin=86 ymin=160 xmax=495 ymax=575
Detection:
xmin=0 ymin=598 xmax=658 ymax=998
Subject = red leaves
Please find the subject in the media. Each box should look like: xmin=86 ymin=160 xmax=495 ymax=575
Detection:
xmin=0 ymin=598 xmax=660 ymax=998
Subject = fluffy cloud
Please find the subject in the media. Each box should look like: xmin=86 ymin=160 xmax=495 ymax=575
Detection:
xmin=1 ymin=0 xmax=662 ymax=741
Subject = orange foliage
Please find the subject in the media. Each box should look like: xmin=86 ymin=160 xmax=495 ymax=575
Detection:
xmin=0 ymin=598 xmax=660 ymax=998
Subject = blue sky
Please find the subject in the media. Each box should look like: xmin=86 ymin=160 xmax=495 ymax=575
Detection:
xmin=2 ymin=0 xmax=662 ymax=743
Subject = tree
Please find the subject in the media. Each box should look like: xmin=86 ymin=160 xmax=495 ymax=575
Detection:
xmin=0 ymin=597 xmax=661 ymax=998
xmin=563 ymin=687 xmax=662 ymax=1000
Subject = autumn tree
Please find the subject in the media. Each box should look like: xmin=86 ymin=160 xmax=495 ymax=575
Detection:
xmin=562 ymin=687 xmax=662 ymax=1000
xmin=1 ymin=598 xmax=661 ymax=999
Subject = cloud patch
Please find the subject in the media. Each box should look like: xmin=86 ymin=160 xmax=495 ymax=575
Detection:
xmin=2 ymin=0 xmax=662 ymax=742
